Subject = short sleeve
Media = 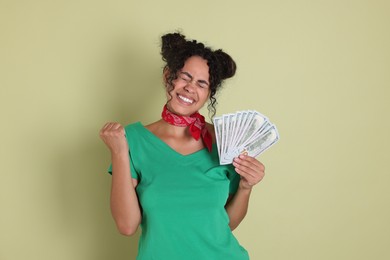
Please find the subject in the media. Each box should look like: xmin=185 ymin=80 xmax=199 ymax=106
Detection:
xmin=226 ymin=164 xmax=240 ymax=194
xmin=107 ymin=126 xmax=139 ymax=179
xmin=107 ymin=153 xmax=139 ymax=179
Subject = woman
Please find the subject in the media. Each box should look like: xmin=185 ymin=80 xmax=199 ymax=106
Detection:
xmin=100 ymin=32 xmax=265 ymax=259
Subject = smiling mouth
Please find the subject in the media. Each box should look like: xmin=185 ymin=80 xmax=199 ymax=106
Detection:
xmin=178 ymin=94 xmax=194 ymax=104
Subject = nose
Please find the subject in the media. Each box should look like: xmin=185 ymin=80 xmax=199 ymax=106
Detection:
xmin=184 ymin=81 xmax=195 ymax=93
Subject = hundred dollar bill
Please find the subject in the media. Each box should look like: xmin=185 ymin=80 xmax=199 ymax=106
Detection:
xmin=213 ymin=110 xmax=280 ymax=165
xmin=244 ymin=125 xmax=279 ymax=158
xmin=234 ymin=112 xmax=268 ymax=151
xmin=212 ymin=116 xmax=223 ymax=157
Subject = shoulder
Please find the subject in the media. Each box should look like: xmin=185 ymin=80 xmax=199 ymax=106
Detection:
xmin=123 ymin=121 xmax=144 ymax=136
xmin=144 ymin=120 xmax=163 ymax=133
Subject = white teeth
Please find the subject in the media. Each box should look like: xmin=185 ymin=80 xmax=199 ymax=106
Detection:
xmin=178 ymin=95 xmax=194 ymax=104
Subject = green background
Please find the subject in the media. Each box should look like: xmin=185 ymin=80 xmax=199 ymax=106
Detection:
xmin=1 ymin=0 xmax=389 ymax=259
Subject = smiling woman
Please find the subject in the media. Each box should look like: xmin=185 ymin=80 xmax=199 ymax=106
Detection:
xmin=166 ymin=56 xmax=211 ymax=116
xmin=161 ymin=33 xmax=237 ymax=118
xmin=99 ymin=32 xmax=267 ymax=260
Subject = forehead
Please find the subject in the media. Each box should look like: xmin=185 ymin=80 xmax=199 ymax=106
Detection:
xmin=182 ymin=56 xmax=209 ymax=79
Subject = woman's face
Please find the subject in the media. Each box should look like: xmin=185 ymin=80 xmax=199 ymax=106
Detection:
xmin=166 ymin=56 xmax=210 ymax=116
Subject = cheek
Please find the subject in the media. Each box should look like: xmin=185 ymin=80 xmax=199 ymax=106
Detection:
xmin=169 ymin=80 xmax=183 ymax=93
xmin=201 ymin=90 xmax=211 ymax=102
xmin=206 ymin=89 xmax=211 ymax=98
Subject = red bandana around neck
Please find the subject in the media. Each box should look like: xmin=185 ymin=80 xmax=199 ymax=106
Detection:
xmin=161 ymin=105 xmax=213 ymax=152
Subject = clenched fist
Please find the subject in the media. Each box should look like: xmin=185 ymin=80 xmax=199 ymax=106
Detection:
xmin=99 ymin=122 xmax=128 ymax=155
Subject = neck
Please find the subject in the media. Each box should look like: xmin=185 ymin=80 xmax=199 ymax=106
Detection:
xmin=159 ymin=119 xmax=191 ymax=138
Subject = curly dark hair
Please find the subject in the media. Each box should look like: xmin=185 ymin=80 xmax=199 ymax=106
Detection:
xmin=161 ymin=32 xmax=236 ymax=118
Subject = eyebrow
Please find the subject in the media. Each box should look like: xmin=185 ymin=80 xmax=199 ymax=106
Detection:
xmin=180 ymin=71 xmax=209 ymax=86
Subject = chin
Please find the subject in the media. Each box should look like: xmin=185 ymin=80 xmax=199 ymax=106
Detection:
xmin=167 ymin=102 xmax=198 ymax=116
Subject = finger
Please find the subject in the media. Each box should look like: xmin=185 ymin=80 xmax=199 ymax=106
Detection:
xmin=233 ymin=165 xmax=255 ymax=182
xmin=104 ymin=122 xmax=123 ymax=132
xmin=100 ymin=123 xmax=112 ymax=136
xmin=100 ymin=123 xmax=110 ymax=136
xmin=237 ymin=155 xmax=265 ymax=174
xmin=100 ymin=122 xmax=110 ymax=131
xmin=111 ymin=123 xmax=122 ymax=130
xmin=234 ymin=163 xmax=264 ymax=187
xmin=233 ymin=157 xmax=258 ymax=177
xmin=100 ymin=123 xmax=122 ymax=138
xmin=233 ymin=158 xmax=257 ymax=179
xmin=240 ymin=154 xmax=265 ymax=170
xmin=234 ymin=157 xmax=266 ymax=184
xmin=102 ymin=122 xmax=116 ymax=131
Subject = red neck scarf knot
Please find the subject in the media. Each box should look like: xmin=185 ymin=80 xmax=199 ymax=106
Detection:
xmin=161 ymin=105 xmax=212 ymax=152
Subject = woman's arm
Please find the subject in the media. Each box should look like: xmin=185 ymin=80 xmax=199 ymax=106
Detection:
xmin=110 ymin=152 xmax=141 ymax=236
xmin=225 ymin=154 xmax=265 ymax=230
xmin=100 ymin=123 xmax=142 ymax=236
xmin=225 ymin=187 xmax=252 ymax=230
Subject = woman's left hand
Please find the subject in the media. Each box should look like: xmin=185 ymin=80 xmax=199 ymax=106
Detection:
xmin=232 ymin=154 xmax=265 ymax=190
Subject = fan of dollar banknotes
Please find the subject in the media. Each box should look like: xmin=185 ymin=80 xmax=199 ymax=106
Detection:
xmin=213 ymin=110 xmax=280 ymax=165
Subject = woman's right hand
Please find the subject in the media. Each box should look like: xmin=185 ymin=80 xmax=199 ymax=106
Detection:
xmin=99 ymin=122 xmax=128 ymax=154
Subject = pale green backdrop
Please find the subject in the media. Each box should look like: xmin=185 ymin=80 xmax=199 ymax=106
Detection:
xmin=1 ymin=0 xmax=389 ymax=259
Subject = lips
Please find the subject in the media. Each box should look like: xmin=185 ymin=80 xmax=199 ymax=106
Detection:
xmin=177 ymin=94 xmax=195 ymax=104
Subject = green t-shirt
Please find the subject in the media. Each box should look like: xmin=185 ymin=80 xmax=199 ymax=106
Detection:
xmin=109 ymin=122 xmax=249 ymax=260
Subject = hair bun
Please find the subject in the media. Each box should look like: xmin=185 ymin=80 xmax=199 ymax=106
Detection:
xmin=214 ymin=50 xmax=236 ymax=79
xmin=159 ymin=31 xmax=237 ymax=118
xmin=161 ymin=33 xmax=187 ymax=62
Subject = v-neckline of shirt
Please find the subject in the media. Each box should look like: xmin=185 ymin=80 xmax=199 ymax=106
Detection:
xmin=136 ymin=122 xmax=216 ymax=158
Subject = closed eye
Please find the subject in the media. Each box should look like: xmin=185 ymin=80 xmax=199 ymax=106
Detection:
xmin=179 ymin=71 xmax=210 ymax=89
xmin=179 ymin=72 xmax=192 ymax=82
xmin=197 ymin=81 xmax=209 ymax=88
